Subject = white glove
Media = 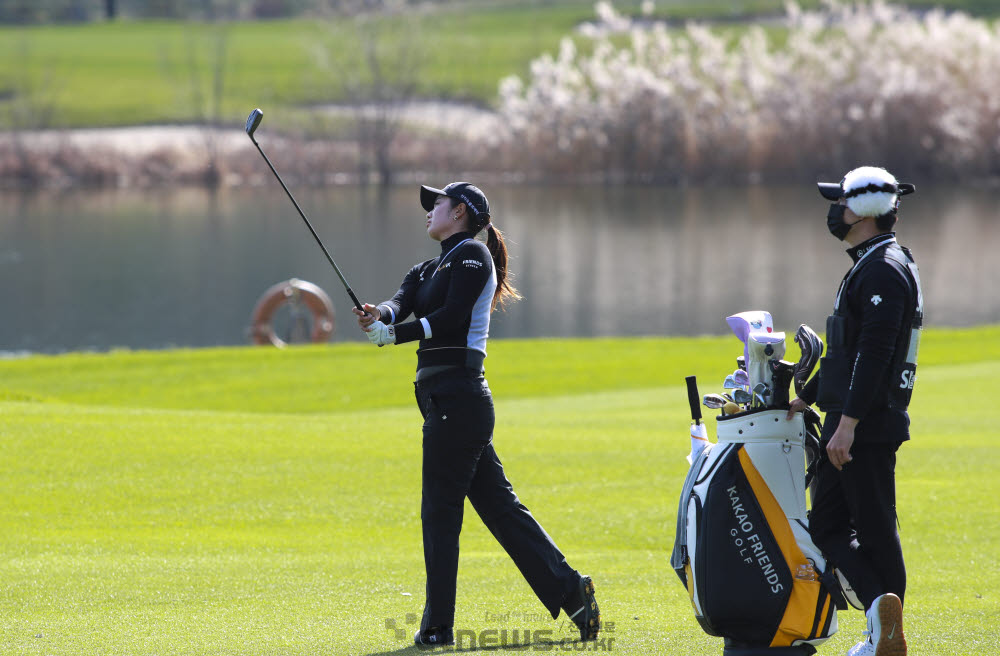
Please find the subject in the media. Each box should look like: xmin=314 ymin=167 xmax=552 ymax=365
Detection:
xmin=366 ymin=320 xmax=396 ymax=347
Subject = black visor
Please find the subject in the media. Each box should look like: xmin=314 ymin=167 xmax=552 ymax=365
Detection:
xmin=817 ymin=182 xmax=844 ymax=201
xmin=420 ymin=185 xmax=447 ymax=212
xmin=419 ymin=182 xmax=490 ymax=219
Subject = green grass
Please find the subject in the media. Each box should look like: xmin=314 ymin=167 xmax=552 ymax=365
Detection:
xmin=2 ymin=327 xmax=999 ymax=654
xmin=0 ymin=1 xmax=996 ymax=129
xmin=0 ymin=5 xmax=594 ymax=128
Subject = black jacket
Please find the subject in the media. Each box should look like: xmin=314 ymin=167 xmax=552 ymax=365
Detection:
xmin=802 ymin=234 xmax=919 ymax=444
xmin=376 ymin=232 xmax=496 ymax=370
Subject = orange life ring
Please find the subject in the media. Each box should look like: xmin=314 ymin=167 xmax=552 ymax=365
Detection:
xmin=249 ymin=278 xmax=335 ymax=347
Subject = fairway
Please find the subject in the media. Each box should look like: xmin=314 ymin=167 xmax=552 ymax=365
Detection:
xmin=1 ymin=329 xmax=998 ymax=654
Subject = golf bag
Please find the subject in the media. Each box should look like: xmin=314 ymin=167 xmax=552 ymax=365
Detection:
xmin=671 ymin=313 xmax=844 ymax=655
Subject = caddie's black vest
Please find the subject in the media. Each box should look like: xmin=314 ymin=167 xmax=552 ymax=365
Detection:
xmin=815 ymin=240 xmax=923 ymax=413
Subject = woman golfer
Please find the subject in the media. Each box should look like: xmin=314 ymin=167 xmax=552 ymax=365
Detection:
xmin=354 ymin=182 xmax=599 ymax=648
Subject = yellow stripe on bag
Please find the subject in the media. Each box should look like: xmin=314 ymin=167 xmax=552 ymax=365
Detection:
xmin=684 ymin=562 xmax=696 ymax=606
xmin=737 ymin=447 xmax=828 ymax=647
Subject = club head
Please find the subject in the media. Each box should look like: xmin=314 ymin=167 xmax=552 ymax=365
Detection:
xmin=723 ymin=375 xmax=739 ymax=390
xmin=793 ymin=324 xmax=824 ymax=395
xmin=770 ymin=360 xmax=795 ymax=407
xmin=733 ymin=389 xmax=753 ymax=405
xmin=770 ymin=359 xmax=795 ymax=373
xmin=733 ymin=369 xmax=750 ymax=388
xmin=703 ymin=393 xmax=728 ymax=409
xmin=754 ymin=383 xmax=771 ymax=406
xmin=246 ymin=108 xmax=263 ymax=139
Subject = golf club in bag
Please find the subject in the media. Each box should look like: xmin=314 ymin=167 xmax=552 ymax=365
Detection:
xmin=671 ymin=312 xmax=849 ymax=656
xmin=245 ymin=108 xmax=367 ymax=316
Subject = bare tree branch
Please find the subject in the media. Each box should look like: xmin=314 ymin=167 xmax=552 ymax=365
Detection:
xmin=314 ymin=0 xmax=423 ymax=185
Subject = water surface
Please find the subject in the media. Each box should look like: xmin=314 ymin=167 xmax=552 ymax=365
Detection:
xmin=1 ymin=184 xmax=994 ymax=352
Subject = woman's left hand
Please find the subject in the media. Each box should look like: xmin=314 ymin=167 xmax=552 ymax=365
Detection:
xmin=366 ymin=321 xmax=396 ymax=347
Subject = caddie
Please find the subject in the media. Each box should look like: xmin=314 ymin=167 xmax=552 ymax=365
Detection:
xmin=786 ymin=166 xmax=922 ymax=656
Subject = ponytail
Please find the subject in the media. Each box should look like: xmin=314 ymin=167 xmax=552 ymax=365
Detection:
xmin=455 ymin=196 xmax=521 ymax=311
xmin=485 ymin=222 xmax=521 ymax=311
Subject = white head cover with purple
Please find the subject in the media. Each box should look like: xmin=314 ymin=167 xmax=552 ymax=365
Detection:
xmin=726 ymin=311 xmax=786 ymax=393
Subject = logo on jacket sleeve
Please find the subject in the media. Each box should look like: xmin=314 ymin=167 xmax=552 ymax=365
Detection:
xmin=871 ymin=295 xmax=882 ymax=306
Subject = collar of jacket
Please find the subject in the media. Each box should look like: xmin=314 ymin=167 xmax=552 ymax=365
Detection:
xmin=846 ymin=233 xmax=896 ymax=264
xmin=440 ymin=231 xmax=474 ymax=254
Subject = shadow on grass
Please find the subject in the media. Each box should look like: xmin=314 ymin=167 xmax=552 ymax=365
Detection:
xmin=364 ymin=635 xmax=591 ymax=655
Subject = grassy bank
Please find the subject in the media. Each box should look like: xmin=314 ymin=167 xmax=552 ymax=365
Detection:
xmin=1 ymin=327 xmax=998 ymax=654
xmin=1 ymin=1 xmax=996 ymax=129
xmin=0 ymin=4 xmax=597 ymax=128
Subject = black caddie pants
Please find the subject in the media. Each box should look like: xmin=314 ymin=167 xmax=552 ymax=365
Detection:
xmin=414 ymin=370 xmax=579 ymax=630
xmin=809 ymin=439 xmax=906 ymax=611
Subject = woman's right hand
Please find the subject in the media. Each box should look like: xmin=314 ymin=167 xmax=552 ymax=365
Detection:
xmin=353 ymin=303 xmax=380 ymax=331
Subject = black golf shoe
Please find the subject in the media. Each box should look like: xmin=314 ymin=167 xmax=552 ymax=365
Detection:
xmin=563 ymin=575 xmax=600 ymax=641
xmin=414 ymin=626 xmax=454 ymax=648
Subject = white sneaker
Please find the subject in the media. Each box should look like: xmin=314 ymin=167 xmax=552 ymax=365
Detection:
xmin=847 ymin=632 xmax=875 ymax=656
xmin=846 ymin=593 xmax=907 ymax=656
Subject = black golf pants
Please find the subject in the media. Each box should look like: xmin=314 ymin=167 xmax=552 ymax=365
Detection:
xmin=809 ymin=441 xmax=906 ymax=611
xmin=414 ymin=370 xmax=579 ymax=630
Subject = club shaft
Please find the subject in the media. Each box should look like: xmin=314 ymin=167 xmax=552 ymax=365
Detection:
xmin=250 ymin=138 xmax=364 ymax=313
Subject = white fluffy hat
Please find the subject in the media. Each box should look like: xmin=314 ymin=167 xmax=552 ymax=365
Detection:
xmin=843 ymin=166 xmax=898 ymax=217
xmin=817 ymin=166 xmax=915 ymax=217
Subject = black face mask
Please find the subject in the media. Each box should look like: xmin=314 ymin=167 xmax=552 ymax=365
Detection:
xmin=826 ymin=204 xmax=852 ymax=241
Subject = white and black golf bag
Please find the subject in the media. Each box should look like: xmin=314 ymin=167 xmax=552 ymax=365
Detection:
xmin=671 ymin=314 xmax=848 ymax=655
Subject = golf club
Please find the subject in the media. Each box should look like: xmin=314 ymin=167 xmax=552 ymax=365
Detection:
xmin=703 ymin=393 xmax=729 ymax=410
xmin=769 ymin=359 xmax=795 ymax=407
xmin=793 ymin=324 xmax=824 ymax=395
xmin=245 ymin=108 xmax=367 ymax=315
xmin=686 ymin=376 xmax=702 ymax=426
xmin=733 ymin=369 xmax=750 ymax=389
xmin=733 ymin=389 xmax=753 ymax=406
xmin=752 ymin=382 xmax=770 ymax=408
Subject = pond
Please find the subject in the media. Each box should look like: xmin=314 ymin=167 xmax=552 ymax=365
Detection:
xmin=0 ymin=184 xmax=994 ymax=353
